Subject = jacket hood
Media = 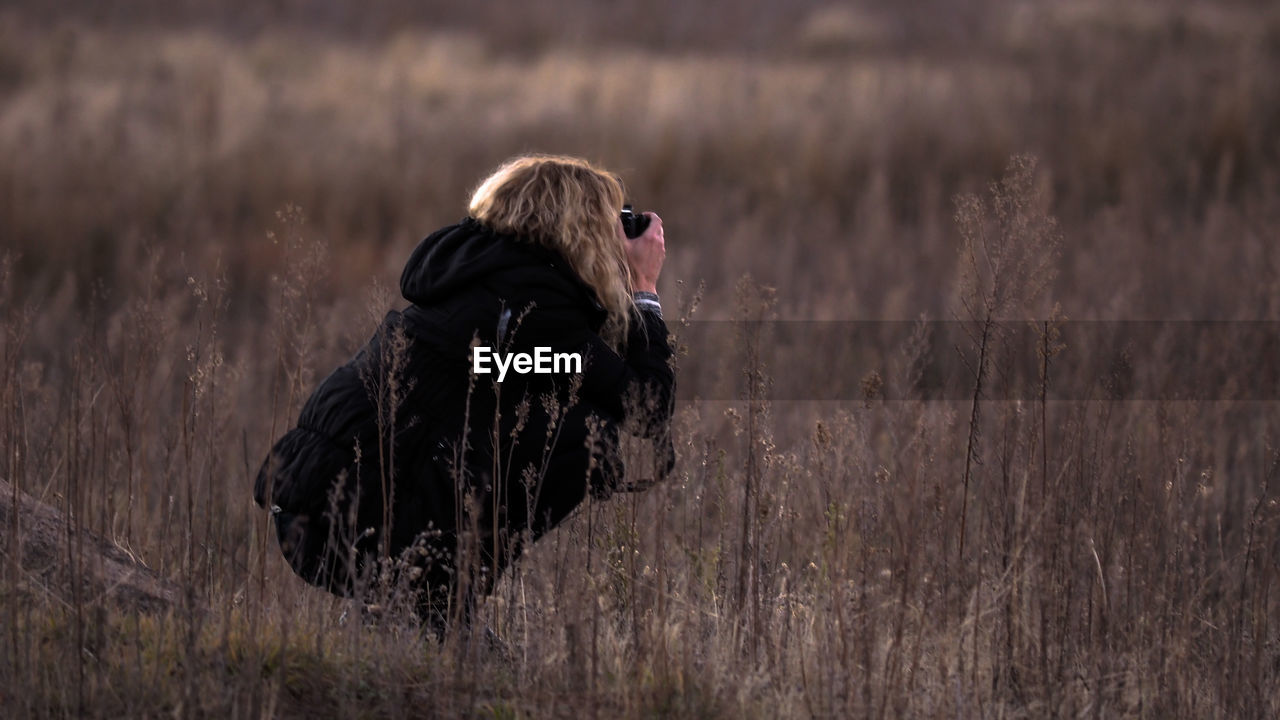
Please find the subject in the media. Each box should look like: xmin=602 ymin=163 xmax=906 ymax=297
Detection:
xmin=400 ymin=218 xmax=607 ymax=321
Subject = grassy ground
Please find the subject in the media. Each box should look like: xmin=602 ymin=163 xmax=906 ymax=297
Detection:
xmin=2 ymin=1 xmax=1280 ymax=717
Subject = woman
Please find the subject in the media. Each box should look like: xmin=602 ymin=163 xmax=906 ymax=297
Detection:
xmin=253 ymin=155 xmax=674 ymax=631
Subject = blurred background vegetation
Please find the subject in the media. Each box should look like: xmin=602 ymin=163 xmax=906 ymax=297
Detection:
xmin=3 ymin=0 xmax=1278 ymax=320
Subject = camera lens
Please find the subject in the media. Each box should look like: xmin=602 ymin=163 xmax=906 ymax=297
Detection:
xmin=621 ymin=204 xmax=650 ymax=239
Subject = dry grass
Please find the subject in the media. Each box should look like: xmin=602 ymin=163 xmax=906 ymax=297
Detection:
xmin=2 ymin=1 xmax=1280 ymax=717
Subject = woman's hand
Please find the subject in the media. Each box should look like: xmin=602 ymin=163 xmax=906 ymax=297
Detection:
xmin=625 ymin=212 xmax=665 ymax=294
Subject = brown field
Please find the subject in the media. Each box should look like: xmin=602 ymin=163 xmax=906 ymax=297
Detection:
xmin=2 ymin=1 xmax=1280 ymax=717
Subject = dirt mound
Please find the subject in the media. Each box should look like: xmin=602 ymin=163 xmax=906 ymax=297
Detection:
xmin=0 ymin=479 xmax=179 ymax=614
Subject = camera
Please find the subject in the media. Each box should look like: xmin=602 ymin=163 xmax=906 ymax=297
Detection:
xmin=620 ymin=204 xmax=651 ymax=239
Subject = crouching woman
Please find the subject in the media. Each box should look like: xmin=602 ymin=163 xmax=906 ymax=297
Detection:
xmin=253 ymin=155 xmax=675 ymax=632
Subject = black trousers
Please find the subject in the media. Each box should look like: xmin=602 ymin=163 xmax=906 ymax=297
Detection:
xmin=272 ymin=503 xmax=510 ymax=634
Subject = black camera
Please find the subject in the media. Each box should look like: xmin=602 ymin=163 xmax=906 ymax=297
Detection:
xmin=620 ymin=204 xmax=651 ymax=239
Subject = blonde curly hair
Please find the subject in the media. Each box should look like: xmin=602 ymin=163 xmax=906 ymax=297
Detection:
xmin=469 ymin=154 xmax=635 ymax=345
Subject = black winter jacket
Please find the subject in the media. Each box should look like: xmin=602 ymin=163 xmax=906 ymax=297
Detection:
xmin=253 ymin=218 xmax=675 ymax=601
